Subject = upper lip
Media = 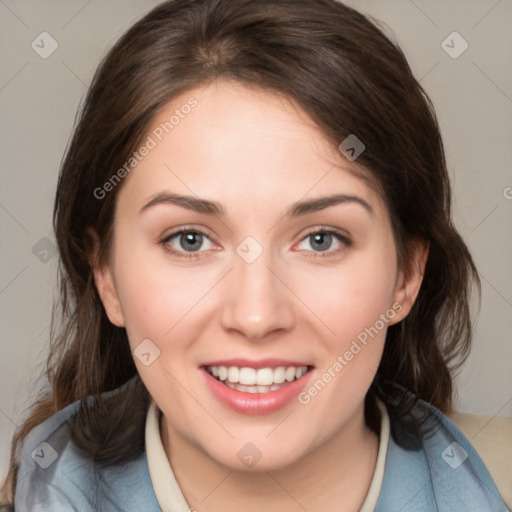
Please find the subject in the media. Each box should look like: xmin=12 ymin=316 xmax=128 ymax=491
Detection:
xmin=201 ymin=358 xmax=313 ymax=369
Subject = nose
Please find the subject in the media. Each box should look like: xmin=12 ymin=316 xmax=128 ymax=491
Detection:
xmin=220 ymin=250 xmax=296 ymax=342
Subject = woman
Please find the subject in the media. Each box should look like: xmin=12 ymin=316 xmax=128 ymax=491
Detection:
xmin=2 ymin=0 xmax=509 ymax=510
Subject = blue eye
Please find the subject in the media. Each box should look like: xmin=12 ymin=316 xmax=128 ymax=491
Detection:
xmin=160 ymin=229 xmax=214 ymax=259
xmin=296 ymin=228 xmax=351 ymax=257
xmin=160 ymin=226 xmax=351 ymax=261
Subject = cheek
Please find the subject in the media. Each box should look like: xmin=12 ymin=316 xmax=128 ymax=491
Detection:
xmin=112 ymin=243 xmax=218 ymax=351
xmin=294 ymin=253 xmax=397 ymax=418
xmin=295 ymin=249 xmax=397 ymax=349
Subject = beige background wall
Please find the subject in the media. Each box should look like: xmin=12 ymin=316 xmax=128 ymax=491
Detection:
xmin=1 ymin=0 xmax=511 ymax=480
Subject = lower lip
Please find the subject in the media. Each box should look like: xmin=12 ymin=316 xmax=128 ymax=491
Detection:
xmin=201 ymin=367 xmax=314 ymax=415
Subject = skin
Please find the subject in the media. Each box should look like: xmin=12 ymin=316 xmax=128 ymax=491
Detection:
xmin=92 ymin=80 xmax=427 ymax=512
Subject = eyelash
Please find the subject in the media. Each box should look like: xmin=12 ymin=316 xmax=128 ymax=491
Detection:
xmin=159 ymin=226 xmax=352 ymax=260
xmin=160 ymin=227 xmax=212 ymax=260
xmin=298 ymin=227 xmax=352 ymax=259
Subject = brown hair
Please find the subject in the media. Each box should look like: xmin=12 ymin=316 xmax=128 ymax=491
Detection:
xmin=1 ymin=0 xmax=479 ymax=505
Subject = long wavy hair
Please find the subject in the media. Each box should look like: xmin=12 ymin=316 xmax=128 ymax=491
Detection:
xmin=1 ymin=0 xmax=479 ymax=505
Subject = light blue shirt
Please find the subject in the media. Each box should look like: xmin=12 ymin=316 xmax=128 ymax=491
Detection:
xmin=14 ymin=385 xmax=510 ymax=511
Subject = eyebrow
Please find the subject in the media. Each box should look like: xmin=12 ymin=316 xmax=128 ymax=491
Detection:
xmin=140 ymin=192 xmax=373 ymax=218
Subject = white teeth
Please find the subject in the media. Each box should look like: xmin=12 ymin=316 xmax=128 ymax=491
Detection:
xmin=218 ymin=366 xmax=228 ymax=381
xmin=295 ymin=367 xmax=307 ymax=379
xmin=239 ymin=367 xmax=256 ymax=385
xmin=285 ymin=367 xmax=296 ymax=382
xmin=255 ymin=368 xmax=273 ymax=386
xmin=227 ymin=366 xmax=239 ymax=383
xmin=273 ymin=367 xmax=286 ymax=384
xmin=206 ymin=364 xmax=309 ymax=388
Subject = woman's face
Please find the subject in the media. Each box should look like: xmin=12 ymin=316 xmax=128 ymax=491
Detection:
xmin=94 ymin=81 xmax=421 ymax=471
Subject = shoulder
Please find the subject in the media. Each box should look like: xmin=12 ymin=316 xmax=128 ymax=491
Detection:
xmin=448 ymin=410 xmax=512 ymax=508
xmin=14 ymin=395 xmax=160 ymax=512
xmin=376 ymin=395 xmax=510 ymax=511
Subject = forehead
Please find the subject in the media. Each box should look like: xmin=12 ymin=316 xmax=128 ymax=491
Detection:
xmin=116 ymin=80 xmax=386 ymax=219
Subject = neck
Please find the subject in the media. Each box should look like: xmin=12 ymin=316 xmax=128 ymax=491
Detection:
xmin=161 ymin=402 xmax=380 ymax=512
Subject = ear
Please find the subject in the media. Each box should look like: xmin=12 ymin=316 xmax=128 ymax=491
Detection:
xmin=86 ymin=228 xmax=125 ymax=327
xmin=389 ymin=239 xmax=429 ymax=325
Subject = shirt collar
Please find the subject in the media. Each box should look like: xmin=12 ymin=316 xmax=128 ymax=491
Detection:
xmin=145 ymin=397 xmax=390 ymax=512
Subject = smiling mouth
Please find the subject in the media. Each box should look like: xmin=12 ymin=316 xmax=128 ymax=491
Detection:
xmin=204 ymin=364 xmax=314 ymax=394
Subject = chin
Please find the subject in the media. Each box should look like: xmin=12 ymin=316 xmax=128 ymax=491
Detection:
xmin=202 ymin=436 xmax=310 ymax=473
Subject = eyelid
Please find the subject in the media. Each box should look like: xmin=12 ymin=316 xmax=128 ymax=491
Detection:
xmin=160 ymin=225 xmax=213 ymax=243
xmin=159 ymin=225 xmax=217 ymax=260
xmin=294 ymin=226 xmax=352 ymax=258
xmin=299 ymin=225 xmax=351 ymax=241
